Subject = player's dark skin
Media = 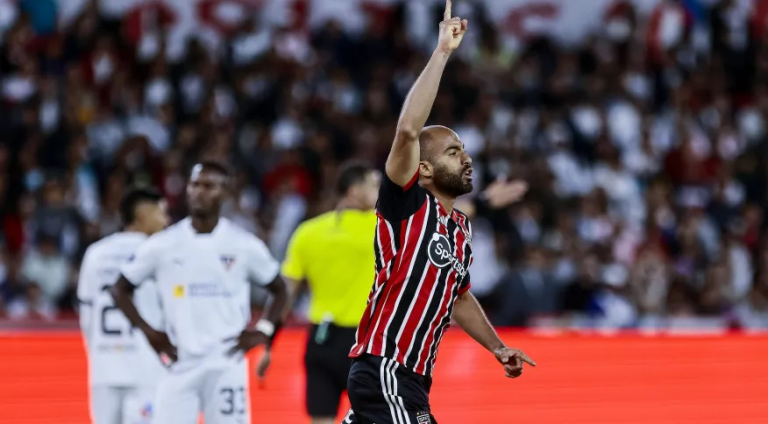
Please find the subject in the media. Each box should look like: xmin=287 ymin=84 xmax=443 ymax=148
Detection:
xmin=111 ymin=164 xmax=289 ymax=364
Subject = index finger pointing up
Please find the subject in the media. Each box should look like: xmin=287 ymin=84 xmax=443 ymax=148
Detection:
xmin=444 ymin=0 xmax=452 ymax=21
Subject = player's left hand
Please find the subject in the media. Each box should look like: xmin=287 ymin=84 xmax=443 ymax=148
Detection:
xmin=226 ymin=329 xmax=270 ymax=356
xmin=256 ymin=348 xmax=271 ymax=379
xmin=483 ymin=178 xmax=528 ymax=209
xmin=493 ymin=346 xmax=536 ymax=378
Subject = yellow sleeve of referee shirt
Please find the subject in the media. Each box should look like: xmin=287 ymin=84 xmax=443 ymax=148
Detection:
xmin=281 ymin=224 xmax=307 ymax=281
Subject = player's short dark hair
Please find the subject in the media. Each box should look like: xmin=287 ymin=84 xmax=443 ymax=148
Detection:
xmin=120 ymin=187 xmax=163 ymax=225
xmin=336 ymin=161 xmax=375 ymax=196
xmin=194 ymin=159 xmax=231 ymax=178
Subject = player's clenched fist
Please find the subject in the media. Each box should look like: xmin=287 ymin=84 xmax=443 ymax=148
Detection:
xmin=437 ymin=0 xmax=468 ymax=53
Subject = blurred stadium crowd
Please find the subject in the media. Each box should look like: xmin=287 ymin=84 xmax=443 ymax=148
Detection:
xmin=0 ymin=0 xmax=767 ymax=330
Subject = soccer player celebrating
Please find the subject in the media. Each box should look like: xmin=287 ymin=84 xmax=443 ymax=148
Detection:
xmin=78 ymin=187 xmax=169 ymax=424
xmin=343 ymin=2 xmax=536 ymax=423
xmin=111 ymin=161 xmax=289 ymax=424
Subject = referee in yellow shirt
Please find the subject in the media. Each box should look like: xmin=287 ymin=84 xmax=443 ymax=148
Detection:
xmin=260 ymin=161 xmax=380 ymax=424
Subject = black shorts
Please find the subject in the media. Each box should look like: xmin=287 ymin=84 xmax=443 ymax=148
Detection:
xmin=304 ymin=323 xmax=357 ymax=417
xmin=342 ymin=354 xmax=437 ymax=424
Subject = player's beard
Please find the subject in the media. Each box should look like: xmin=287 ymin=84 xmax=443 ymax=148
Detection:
xmin=433 ymin=162 xmax=473 ymax=198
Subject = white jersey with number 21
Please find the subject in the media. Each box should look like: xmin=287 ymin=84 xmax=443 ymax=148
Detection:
xmin=78 ymin=232 xmax=167 ymax=388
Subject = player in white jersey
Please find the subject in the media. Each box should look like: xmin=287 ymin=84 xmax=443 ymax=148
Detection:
xmin=78 ymin=187 xmax=169 ymax=424
xmin=111 ymin=160 xmax=289 ymax=424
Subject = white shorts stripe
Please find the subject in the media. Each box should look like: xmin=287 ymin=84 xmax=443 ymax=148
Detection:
xmin=390 ymin=360 xmax=412 ymax=424
xmin=378 ymin=358 xmax=415 ymax=424
xmin=380 ymin=358 xmax=402 ymax=424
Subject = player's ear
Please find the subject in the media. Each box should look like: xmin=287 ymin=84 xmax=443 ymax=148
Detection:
xmin=418 ymin=161 xmax=433 ymax=178
xmin=218 ymin=176 xmax=233 ymax=197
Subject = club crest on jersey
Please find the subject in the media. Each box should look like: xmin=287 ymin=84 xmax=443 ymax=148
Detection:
xmin=427 ymin=233 xmax=467 ymax=278
xmin=220 ymin=255 xmax=236 ymax=270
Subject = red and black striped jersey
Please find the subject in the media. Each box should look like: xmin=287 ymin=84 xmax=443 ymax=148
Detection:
xmin=349 ymin=172 xmax=473 ymax=376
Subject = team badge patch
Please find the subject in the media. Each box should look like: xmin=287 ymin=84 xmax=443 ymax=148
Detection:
xmin=220 ymin=255 xmax=236 ymax=270
xmin=416 ymin=411 xmax=432 ymax=423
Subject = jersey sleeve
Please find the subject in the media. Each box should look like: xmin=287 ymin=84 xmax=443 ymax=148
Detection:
xmin=376 ymin=171 xmax=428 ymax=222
xmin=280 ymin=225 xmax=306 ymax=281
xmin=458 ymin=273 xmax=471 ymax=296
xmin=76 ymin=247 xmax=96 ymax=306
xmin=246 ymin=236 xmax=280 ymax=286
xmin=77 ymin=247 xmax=96 ymax=340
xmin=120 ymin=238 xmax=159 ymax=286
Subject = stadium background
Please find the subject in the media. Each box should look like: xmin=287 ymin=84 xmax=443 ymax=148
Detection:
xmin=0 ymin=0 xmax=767 ymax=422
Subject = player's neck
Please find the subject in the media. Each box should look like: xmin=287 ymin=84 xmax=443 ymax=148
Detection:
xmin=190 ymin=215 xmax=220 ymax=233
xmin=429 ymin=189 xmax=455 ymax=213
xmin=123 ymin=224 xmax=150 ymax=236
xmin=336 ymin=197 xmax=366 ymax=212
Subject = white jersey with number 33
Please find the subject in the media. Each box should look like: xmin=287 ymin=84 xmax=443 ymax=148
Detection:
xmin=78 ymin=232 xmax=167 ymax=388
xmin=120 ymin=217 xmax=279 ymax=369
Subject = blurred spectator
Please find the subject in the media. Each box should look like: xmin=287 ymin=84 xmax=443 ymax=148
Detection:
xmin=20 ymin=234 xmax=70 ymax=308
xmin=6 ymin=282 xmax=56 ymax=321
xmin=0 ymin=0 xmax=767 ymax=330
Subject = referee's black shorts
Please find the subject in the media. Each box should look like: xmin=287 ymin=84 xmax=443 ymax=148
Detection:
xmin=342 ymin=354 xmax=437 ymax=424
xmin=304 ymin=323 xmax=357 ymax=417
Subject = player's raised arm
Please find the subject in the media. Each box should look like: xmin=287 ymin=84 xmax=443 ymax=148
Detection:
xmin=386 ymin=0 xmax=467 ymax=186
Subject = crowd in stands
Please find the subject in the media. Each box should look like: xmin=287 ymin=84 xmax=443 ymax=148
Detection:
xmin=1 ymin=0 xmax=768 ymax=329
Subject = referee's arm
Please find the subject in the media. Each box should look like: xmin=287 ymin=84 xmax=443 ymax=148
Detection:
xmin=280 ymin=277 xmax=306 ymax=321
xmin=278 ymin=224 xmax=308 ymax=323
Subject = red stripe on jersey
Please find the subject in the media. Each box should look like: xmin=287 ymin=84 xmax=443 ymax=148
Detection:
xmin=375 ymin=214 xmax=397 ymax=287
xmin=394 ymin=259 xmax=440 ymax=364
xmin=413 ymin=224 xmax=466 ymax=374
xmin=351 ymin=201 xmax=428 ymax=358
xmin=427 ymin=222 xmax=470 ymax=372
xmin=352 ymin=216 xmax=399 ymax=356
xmin=402 ymin=171 xmax=419 ymax=191
xmin=394 ymin=216 xmax=447 ymax=364
xmin=454 ymin=212 xmax=470 ymax=236
xmin=453 ymin=222 xmax=468 ymax=280
xmin=413 ymin=274 xmax=453 ymax=374
xmin=353 ymin=217 xmax=401 ymax=356
xmin=374 ymin=201 xmax=430 ymax=356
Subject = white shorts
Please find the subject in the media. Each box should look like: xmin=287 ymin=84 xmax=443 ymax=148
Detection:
xmin=89 ymin=385 xmax=157 ymax=424
xmin=154 ymin=359 xmax=250 ymax=424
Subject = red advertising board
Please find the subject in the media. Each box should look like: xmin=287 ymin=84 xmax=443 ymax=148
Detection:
xmin=0 ymin=329 xmax=766 ymax=423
